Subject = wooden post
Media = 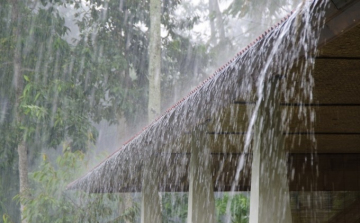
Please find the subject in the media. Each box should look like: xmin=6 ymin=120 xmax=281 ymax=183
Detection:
xmin=187 ymin=126 xmax=216 ymax=223
xmin=141 ymin=155 xmax=162 ymax=223
xmin=249 ymin=79 xmax=292 ymax=223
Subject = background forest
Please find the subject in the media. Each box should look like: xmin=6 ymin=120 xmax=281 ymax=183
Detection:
xmin=0 ymin=0 xmax=300 ymax=222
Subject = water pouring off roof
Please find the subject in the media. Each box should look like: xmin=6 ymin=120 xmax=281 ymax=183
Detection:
xmin=67 ymin=0 xmax=360 ymax=196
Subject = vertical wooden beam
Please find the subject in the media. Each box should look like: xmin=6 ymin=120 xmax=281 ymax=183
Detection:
xmin=187 ymin=127 xmax=216 ymax=223
xmin=141 ymin=155 xmax=162 ymax=223
xmin=249 ymin=80 xmax=292 ymax=223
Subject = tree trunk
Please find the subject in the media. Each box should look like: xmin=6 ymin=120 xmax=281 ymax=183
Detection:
xmin=148 ymin=0 xmax=161 ymax=122
xmin=17 ymin=142 xmax=28 ymax=222
xmin=209 ymin=0 xmax=225 ymax=43
xmin=142 ymin=1 xmax=162 ymax=222
xmin=12 ymin=0 xmax=29 ymax=222
xmin=209 ymin=0 xmax=216 ymax=44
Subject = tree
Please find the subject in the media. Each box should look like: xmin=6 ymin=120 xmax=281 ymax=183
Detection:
xmin=224 ymin=0 xmax=295 ymax=48
xmin=209 ymin=0 xmax=226 ymax=44
xmin=148 ymin=0 xmax=162 ymax=122
xmin=17 ymin=147 xmax=139 ymax=223
xmin=0 ymin=1 xmax=98 ymax=221
xmin=0 ymin=0 xmax=212 ymax=221
xmin=11 ymin=0 xmax=29 ymax=219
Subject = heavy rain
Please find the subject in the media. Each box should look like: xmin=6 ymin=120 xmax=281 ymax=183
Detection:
xmin=1 ymin=0 xmax=360 ymax=222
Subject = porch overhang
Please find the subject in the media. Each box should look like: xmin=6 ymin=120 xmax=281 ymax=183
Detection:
xmin=67 ymin=0 xmax=360 ymax=193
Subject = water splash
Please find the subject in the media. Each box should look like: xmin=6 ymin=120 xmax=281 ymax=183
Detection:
xmin=67 ymin=0 xmax=330 ymax=221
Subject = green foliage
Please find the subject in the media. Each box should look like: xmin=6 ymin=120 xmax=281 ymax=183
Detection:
xmin=2 ymin=214 xmax=13 ymax=223
xmin=16 ymin=147 xmax=83 ymax=222
xmin=73 ymin=0 xmax=211 ymax=125
xmin=216 ymin=193 xmax=250 ymax=223
xmin=225 ymin=0 xmax=290 ymax=19
xmin=14 ymin=148 xmax=139 ymax=223
xmin=161 ymin=192 xmax=250 ymax=223
xmin=0 ymin=0 xmax=231 ymax=221
xmin=162 ymin=193 xmax=188 ymax=222
xmin=0 ymin=0 xmax=99 ymax=160
xmin=107 ymin=203 xmax=140 ymax=223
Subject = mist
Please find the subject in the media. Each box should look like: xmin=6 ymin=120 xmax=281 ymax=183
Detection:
xmin=0 ymin=0 xmax=307 ymax=222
